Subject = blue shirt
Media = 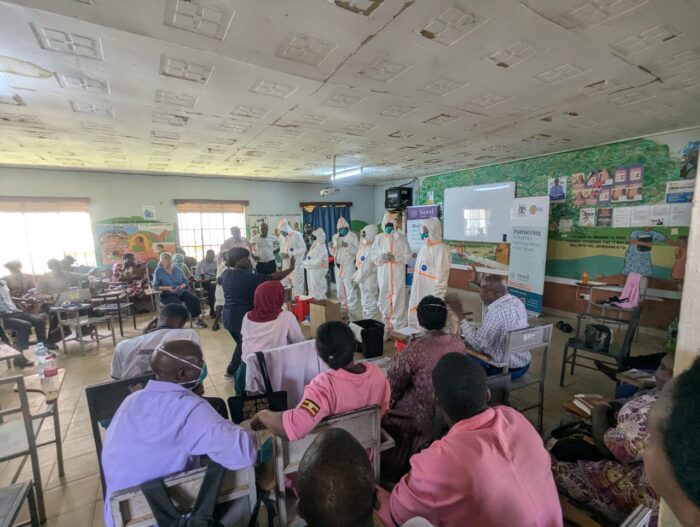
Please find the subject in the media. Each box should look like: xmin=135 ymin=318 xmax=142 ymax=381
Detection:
xmin=102 ymin=380 xmax=257 ymax=526
xmin=152 ymin=266 xmax=189 ymax=296
xmin=221 ymin=269 xmax=271 ymax=333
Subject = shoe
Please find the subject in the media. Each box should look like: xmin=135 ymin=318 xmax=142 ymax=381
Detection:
xmin=594 ymin=360 xmax=619 ymax=381
xmin=562 ymin=323 xmax=573 ymax=333
xmin=212 ymin=321 xmax=220 ymax=331
xmin=43 ymin=341 xmax=58 ymax=351
xmin=194 ymin=319 xmax=208 ymax=329
xmin=13 ymin=356 xmax=35 ymax=368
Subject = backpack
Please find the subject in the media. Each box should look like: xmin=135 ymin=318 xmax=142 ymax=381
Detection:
xmin=140 ymin=463 xmax=226 ymax=527
xmin=584 ymin=324 xmax=612 ymax=353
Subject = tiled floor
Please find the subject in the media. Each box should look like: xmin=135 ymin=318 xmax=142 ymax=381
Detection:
xmin=0 ymin=289 xmax=665 ymax=526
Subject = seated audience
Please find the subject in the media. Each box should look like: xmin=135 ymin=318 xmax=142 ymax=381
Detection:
xmin=110 ymin=304 xmax=199 ymax=380
xmin=36 ymin=258 xmax=85 ymax=295
xmin=252 ymin=321 xmax=390 ymax=441
xmin=101 ymin=339 xmax=257 ymax=527
xmin=152 ymin=252 xmax=206 ymax=328
xmin=445 ymin=275 xmax=529 ymax=378
xmin=235 ymin=281 xmax=304 ymax=393
xmin=553 ymin=353 xmax=674 ymax=525
xmin=110 ymin=253 xmax=150 ymax=313
xmin=3 ymin=260 xmax=35 ymax=297
xmin=382 ymin=296 xmax=466 ymax=481
xmin=220 ymin=248 xmax=295 ymax=377
xmin=195 ymin=249 xmax=218 ymax=318
xmin=644 ymin=357 xmax=700 ymax=527
xmin=0 ymin=278 xmax=58 ymax=364
xmin=172 ymin=252 xmax=192 ymax=279
xmin=60 ymin=255 xmax=77 ymax=272
xmin=379 ymin=352 xmax=561 ymax=527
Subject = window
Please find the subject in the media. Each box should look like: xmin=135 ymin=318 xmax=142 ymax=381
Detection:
xmin=0 ymin=197 xmax=96 ymax=274
xmin=174 ymin=200 xmax=248 ymax=262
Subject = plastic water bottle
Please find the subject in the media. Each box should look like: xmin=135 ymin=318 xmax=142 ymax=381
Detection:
xmin=35 ymin=343 xmax=47 ymax=379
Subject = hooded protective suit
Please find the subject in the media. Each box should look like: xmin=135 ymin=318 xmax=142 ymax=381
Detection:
xmin=407 ymin=216 xmax=451 ymax=328
xmin=369 ymin=212 xmax=411 ymax=332
xmin=303 ymin=228 xmax=329 ymax=300
xmin=277 ymin=219 xmax=307 ymax=297
xmin=330 ymin=217 xmax=361 ymax=318
xmin=352 ymin=224 xmax=380 ymax=319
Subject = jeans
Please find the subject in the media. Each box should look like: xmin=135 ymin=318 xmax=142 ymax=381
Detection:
xmin=473 ymin=357 xmax=530 ymax=380
xmin=227 ymin=329 xmax=242 ymax=376
xmin=2 ymin=312 xmax=47 ymax=351
xmin=160 ymin=290 xmax=202 ymax=318
xmin=256 ymin=260 xmax=276 ymax=274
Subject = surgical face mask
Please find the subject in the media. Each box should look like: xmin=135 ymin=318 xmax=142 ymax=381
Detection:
xmin=281 ymin=231 xmax=288 ymax=237
xmin=421 ymin=230 xmax=429 ymax=240
xmin=385 ymin=225 xmax=394 ymax=235
xmin=310 ymin=235 xmax=316 ymax=241
xmin=156 ymin=346 xmax=208 ymax=389
xmin=339 ymin=227 xmax=348 ymax=237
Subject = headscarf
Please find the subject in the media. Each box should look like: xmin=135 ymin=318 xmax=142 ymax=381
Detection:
xmin=247 ymin=281 xmax=284 ymax=323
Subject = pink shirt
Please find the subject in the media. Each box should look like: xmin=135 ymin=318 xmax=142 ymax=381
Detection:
xmin=282 ymin=363 xmax=391 ymax=441
xmin=380 ymin=406 xmax=562 ymax=527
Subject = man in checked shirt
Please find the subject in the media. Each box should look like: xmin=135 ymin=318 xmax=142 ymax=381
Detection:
xmin=445 ymin=275 xmax=530 ymax=379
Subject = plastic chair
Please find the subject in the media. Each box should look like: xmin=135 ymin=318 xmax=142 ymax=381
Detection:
xmin=560 ymin=309 xmax=642 ymax=387
xmin=85 ymin=374 xmax=155 ymax=497
xmin=502 ymin=324 xmax=553 ymax=431
xmin=0 ymin=376 xmax=46 ymax=523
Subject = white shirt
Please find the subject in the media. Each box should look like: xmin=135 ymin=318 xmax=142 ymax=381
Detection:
xmin=110 ymin=328 xmax=201 ymax=380
xmin=240 ymin=310 xmax=304 ymax=359
xmin=459 ymin=294 xmax=529 ymax=368
xmin=250 ymin=234 xmax=276 ymax=262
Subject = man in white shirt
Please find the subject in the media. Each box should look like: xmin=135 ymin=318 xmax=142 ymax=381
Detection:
xmin=445 ymin=275 xmax=530 ymax=378
xmin=110 ymin=303 xmax=199 ymax=380
xmin=250 ymin=222 xmax=278 ymax=275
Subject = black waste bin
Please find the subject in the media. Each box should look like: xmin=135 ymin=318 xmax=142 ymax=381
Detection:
xmin=353 ymin=319 xmax=385 ymax=359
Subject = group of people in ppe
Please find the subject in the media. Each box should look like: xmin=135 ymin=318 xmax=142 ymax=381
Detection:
xmin=275 ymin=211 xmax=451 ymax=334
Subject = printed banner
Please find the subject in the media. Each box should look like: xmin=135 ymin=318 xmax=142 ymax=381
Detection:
xmin=666 ymin=180 xmax=694 ymax=203
xmin=508 ymin=197 xmax=550 ymax=315
xmin=406 ymin=205 xmax=440 ymax=252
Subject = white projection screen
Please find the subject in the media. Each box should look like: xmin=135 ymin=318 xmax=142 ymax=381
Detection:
xmin=443 ymin=182 xmax=516 ymax=243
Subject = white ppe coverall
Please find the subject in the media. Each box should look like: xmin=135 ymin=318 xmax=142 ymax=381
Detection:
xmin=352 ymin=224 xmax=380 ymax=319
xmin=369 ymin=212 xmax=411 ymax=332
xmin=407 ymin=216 xmax=451 ymax=328
xmin=277 ymin=219 xmax=307 ymax=298
xmin=303 ymin=228 xmax=329 ymax=300
xmin=330 ymin=217 xmax=361 ymax=318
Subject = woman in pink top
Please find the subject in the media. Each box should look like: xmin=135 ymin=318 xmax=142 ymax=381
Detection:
xmin=251 ymin=321 xmax=391 ymax=441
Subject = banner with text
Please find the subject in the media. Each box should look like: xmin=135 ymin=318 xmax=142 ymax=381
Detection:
xmin=508 ymin=197 xmax=550 ymax=315
xmin=406 ymin=205 xmax=441 ymax=252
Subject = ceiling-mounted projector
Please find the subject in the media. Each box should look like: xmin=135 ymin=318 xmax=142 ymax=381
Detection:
xmin=320 ymin=185 xmax=340 ymax=196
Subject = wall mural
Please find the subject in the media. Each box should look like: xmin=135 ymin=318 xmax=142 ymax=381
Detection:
xmin=419 ymin=130 xmax=697 ymax=287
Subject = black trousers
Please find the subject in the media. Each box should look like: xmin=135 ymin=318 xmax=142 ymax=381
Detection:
xmin=3 ymin=312 xmax=47 ymax=350
xmin=256 ymin=260 xmax=276 ymax=274
xmin=160 ymin=290 xmax=202 ymax=318
xmin=204 ymin=281 xmax=217 ymax=316
xmin=227 ymin=329 xmax=242 ymax=376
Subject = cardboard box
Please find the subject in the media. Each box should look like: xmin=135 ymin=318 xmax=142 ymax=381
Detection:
xmin=309 ymin=299 xmax=342 ymax=337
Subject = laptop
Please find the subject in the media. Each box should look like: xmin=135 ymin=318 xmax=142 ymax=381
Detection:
xmin=54 ymin=287 xmax=92 ymax=305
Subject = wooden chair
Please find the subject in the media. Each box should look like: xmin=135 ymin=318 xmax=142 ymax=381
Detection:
xmin=85 ymin=374 xmax=155 ymax=497
xmin=503 ymin=324 xmax=553 ymax=430
xmin=560 ymin=309 xmax=642 ymax=387
xmin=109 ymin=465 xmax=256 ymax=527
xmin=0 ymin=480 xmax=40 ymax=527
xmin=272 ymin=405 xmax=389 ymax=526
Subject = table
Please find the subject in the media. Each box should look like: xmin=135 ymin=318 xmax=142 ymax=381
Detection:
xmin=0 ymin=345 xmax=22 ymax=370
xmin=22 ymin=369 xmax=66 ymax=480
xmin=92 ymin=290 xmax=136 ymax=337
xmin=616 ymin=370 xmax=656 ymax=389
xmin=49 ymin=305 xmax=115 ymax=354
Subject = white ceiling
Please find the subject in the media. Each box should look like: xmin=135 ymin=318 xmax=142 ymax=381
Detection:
xmin=0 ymin=0 xmax=699 ymax=185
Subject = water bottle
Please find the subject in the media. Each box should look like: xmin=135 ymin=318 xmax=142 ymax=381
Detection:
xmin=35 ymin=343 xmax=48 ymax=379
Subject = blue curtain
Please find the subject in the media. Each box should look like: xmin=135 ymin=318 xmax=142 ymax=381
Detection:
xmin=302 ymin=205 xmax=351 ymax=243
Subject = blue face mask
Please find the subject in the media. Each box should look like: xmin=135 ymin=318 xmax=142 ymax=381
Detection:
xmin=421 ymin=231 xmax=429 ymax=240
xmin=385 ymin=225 xmax=394 ymax=234
xmin=339 ymin=228 xmax=348 ymax=236
xmin=280 ymin=231 xmax=288 ymax=237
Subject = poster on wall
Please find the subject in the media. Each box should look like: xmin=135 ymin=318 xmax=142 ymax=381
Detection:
xmin=507 ymin=196 xmax=550 ymax=315
xmin=142 ymin=205 xmax=156 ymax=220
xmin=547 ymin=177 xmax=566 ymax=203
xmin=666 ymin=180 xmax=695 ymax=203
xmin=579 ymin=207 xmax=596 ymax=227
xmin=596 ymin=207 xmax=612 ymax=227
xmin=406 ymin=205 xmax=440 ymax=252
xmin=96 ymin=222 xmax=176 ymax=266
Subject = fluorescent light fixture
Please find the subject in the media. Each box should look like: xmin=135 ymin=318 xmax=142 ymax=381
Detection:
xmin=334 ymin=166 xmax=363 ymax=179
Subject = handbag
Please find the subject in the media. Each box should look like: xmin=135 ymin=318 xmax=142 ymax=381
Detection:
xmin=584 ymin=324 xmax=612 ymax=353
xmin=227 ymin=352 xmax=288 ymax=424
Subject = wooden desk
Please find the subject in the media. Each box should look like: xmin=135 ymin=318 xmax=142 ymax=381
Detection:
xmin=465 ymin=347 xmax=492 ymax=363
xmin=616 ymin=370 xmax=656 ymax=389
xmin=563 ymin=401 xmax=591 ymax=420
xmin=0 ymin=344 xmax=23 ymax=369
